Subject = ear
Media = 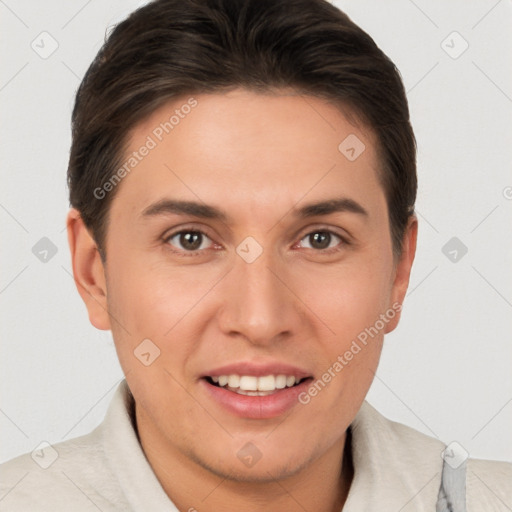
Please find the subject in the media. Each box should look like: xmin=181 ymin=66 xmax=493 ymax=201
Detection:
xmin=66 ymin=208 xmax=111 ymax=330
xmin=385 ymin=215 xmax=418 ymax=333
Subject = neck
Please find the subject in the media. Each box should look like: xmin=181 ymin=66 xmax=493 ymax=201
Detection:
xmin=135 ymin=404 xmax=353 ymax=512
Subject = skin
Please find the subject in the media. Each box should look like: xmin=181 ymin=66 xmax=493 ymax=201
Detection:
xmin=67 ymin=88 xmax=417 ymax=512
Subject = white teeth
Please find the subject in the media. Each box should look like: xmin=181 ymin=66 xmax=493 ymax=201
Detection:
xmin=227 ymin=374 xmax=240 ymax=387
xmin=275 ymin=375 xmax=287 ymax=389
xmin=235 ymin=389 xmax=275 ymax=396
xmin=239 ymin=375 xmax=258 ymax=391
xmin=257 ymin=375 xmax=275 ymax=391
xmin=210 ymin=374 xmax=302 ymax=392
xmin=286 ymin=376 xmax=296 ymax=387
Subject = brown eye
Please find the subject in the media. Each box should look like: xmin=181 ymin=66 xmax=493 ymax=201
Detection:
xmin=299 ymin=231 xmax=343 ymax=251
xmin=310 ymin=232 xmax=331 ymax=249
xmin=167 ymin=231 xmax=211 ymax=251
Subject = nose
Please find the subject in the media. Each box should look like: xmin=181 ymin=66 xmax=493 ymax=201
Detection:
xmin=216 ymin=246 xmax=303 ymax=347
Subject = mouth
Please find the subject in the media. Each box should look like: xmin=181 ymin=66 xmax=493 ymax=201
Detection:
xmin=204 ymin=374 xmax=311 ymax=396
xmin=200 ymin=362 xmax=314 ymax=418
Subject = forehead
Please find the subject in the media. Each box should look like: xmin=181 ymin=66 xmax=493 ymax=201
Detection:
xmin=110 ymin=89 xmax=384 ymax=225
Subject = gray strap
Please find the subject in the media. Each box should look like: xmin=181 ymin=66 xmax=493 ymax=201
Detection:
xmin=436 ymin=457 xmax=467 ymax=512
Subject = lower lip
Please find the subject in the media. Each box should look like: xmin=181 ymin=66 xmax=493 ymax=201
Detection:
xmin=200 ymin=378 xmax=312 ymax=419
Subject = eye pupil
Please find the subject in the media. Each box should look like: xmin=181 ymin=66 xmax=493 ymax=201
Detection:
xmin=309 ymin=232 xmax=331 ymax=249
xmin=180 ymin=232 xmax=202 ymax=250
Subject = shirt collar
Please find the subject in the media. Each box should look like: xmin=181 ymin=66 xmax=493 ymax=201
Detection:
xmin=101 ymin=380 xmax=177 ymax=511
xmin=343 ymin=401 xmax=444 ymax=511
xmin=101 ymin=380 xmax=443 ymax=511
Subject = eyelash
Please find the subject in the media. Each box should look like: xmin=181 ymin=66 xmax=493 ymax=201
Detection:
xmin=162 ymin=227 xmax=349 ymax=257
xmin=163 ymin=229 xmax=217 ymax=257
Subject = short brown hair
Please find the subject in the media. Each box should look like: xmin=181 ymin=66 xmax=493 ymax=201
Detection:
xmin=67 ymin=0 xmax=416 ymax=259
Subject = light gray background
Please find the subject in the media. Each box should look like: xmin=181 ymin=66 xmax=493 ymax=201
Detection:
xmin=1 ymin=0 xmax=511 ymax=464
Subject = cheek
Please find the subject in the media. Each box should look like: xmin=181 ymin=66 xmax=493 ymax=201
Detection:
xmin=105 ymin=256 xmax=220 ymax=372
xmin=296 ymin=256 xmax=394 ymax=344
xmin=293 ymin=263 xmax=389 ymax=424
xmin=107 ymin=253 xmax=202 ymax=332
xmin=105 ymin=260 xmax=201 ymax=416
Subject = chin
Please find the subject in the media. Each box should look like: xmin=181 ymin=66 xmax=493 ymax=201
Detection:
xmin=189 ymin=444 xmax=312 ymax=483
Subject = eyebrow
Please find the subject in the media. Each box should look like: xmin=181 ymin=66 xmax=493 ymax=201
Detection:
xmin=296 ymin=198 xmax=368 ymax=218
xmin=141 ymin=199 xmax=228 ymax=221
xmin=141 ymin=197 xmax=368 ymax=221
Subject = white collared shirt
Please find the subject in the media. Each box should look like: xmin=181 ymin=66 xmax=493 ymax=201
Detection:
xmin=1 ymin=380 xmax=510 ymax=511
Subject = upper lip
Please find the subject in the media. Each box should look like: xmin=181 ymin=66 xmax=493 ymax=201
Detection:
xmin=202 ymin=361 xmax=313 ymax=380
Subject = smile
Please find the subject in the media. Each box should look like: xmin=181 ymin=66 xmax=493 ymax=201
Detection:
xmin=206 ymin=374 xmax=308 ymax=396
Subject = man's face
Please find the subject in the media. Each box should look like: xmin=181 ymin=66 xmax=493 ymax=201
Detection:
xmin=74 ymin=89 xmax=415 ymax=481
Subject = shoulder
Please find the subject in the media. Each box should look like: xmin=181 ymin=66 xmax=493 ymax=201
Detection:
xmin=346 ymin=401 xmax=446 ymax=509
xmin=372 ymin=404 xmax=512 ymax=510
xmin=353 ymin=400 xmax=446 ymax=460
xmin=0 ymin=427 xmax=129 ymax=511
xmin=350 ymin=402 xmax=512 ymax=511
xmin=466 ymin=457 xmax=512 ymax=511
